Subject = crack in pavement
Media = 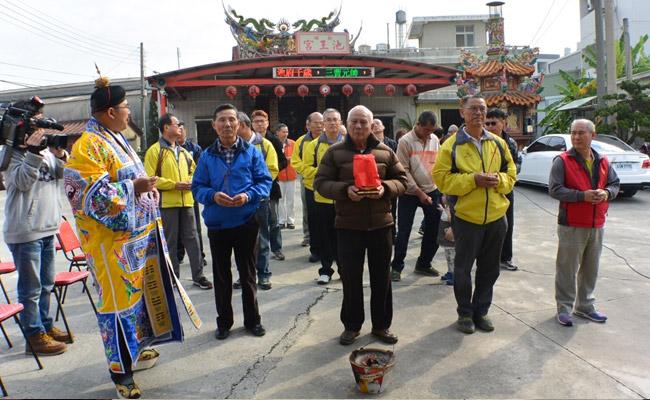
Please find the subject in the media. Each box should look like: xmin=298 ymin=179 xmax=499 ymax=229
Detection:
xmin=225 ymin=287 xmax=331 ymax=399
xmin=493 ymin=303 xmax=645 ymax=399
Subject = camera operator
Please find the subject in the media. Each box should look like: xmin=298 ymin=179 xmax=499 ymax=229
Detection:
xmin=3 ymin=99 xmax=71 ymax=356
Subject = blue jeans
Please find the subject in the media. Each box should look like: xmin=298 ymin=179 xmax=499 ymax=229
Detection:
xmin=255 ymin=199 xmax=272 ymax=280
xmin=391 ymin=191 xmax=441 ymax=272
xmin=7 ymin=236 xmax=56 ymax=337
xmin=269 ymin=198 xmax=282 ymax=252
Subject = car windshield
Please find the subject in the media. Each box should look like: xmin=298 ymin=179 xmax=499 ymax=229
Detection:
xmin=593 ymin=135 xmax=635 ymax=151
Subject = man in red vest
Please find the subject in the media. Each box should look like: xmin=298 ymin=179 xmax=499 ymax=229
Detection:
xmin=549 ymin=119 xmax=619 ymax=327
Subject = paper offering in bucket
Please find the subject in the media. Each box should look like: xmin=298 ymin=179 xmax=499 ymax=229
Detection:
xmin=349 ymin=348 xmax=396 ymax=394
xmin=353 ymin=154 xmax=381 ymax=195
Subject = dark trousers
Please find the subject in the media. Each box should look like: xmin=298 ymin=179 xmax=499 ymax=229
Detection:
xmin=501 ymin=192 xmax=514 ymax=262
xmin=208 ymin=218 xmax=261 ymax=330
xmin=178 ymin=202 xmax=206 ymax=262
xmin=391 ymin=191 xmax=441 ymax=272
xmin=452 ymin=216 xmax=507 ymax=318
xmin=337 ymin=227 xmax=393 ymax=332
xmin=315 ymin=202 xmax=337 ymax=277
xmin=304 ymin=188 xmax=320 ymax=257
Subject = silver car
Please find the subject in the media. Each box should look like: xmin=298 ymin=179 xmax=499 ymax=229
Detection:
xmin=518 ymin=134 xmax=650 ymax=197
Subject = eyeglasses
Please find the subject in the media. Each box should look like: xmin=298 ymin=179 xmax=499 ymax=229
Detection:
xmin=484 ymin=121 xmax=500 ymax=126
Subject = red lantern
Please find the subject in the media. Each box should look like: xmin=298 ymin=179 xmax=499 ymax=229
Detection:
xmin=297 ymin=84 xmax=309 ymax=98
xmin=319 ymin=84 xmax=331 ymax=97
xmin=274 ymin=85 xmax=286 ymax=98
xmin=225 ymin=86 xmax=237 ymax=99
xmin=363 ymin=84 xmax=375 ymax=96
xmin=341 ymin=84 xmax=353 ymax=97
xmin=384 ymin=84 xmax=396 ymax=96
xmin=405 ymin=84 xmax=418 ymax=96
xmin=248 ymin=85 xmax=260 ymax=98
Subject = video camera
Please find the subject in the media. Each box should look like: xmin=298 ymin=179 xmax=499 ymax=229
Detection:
xmin=0 ymin=96 xmax=65 ymax=171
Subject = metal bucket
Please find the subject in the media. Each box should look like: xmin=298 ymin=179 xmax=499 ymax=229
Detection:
xmin=349 ymin=348 xmax=396 ymax=394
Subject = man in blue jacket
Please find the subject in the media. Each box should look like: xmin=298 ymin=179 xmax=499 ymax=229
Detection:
xmin=192 ymin=103 xmax=272 ymax=340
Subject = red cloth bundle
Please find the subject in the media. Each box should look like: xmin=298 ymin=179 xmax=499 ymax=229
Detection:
xmin=353 ymin=154 xmax=381 ymax=190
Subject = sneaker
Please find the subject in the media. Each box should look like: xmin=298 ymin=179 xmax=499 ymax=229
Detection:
xmin=440 ymin=272 xmax=453 ymax=282
xmin=500 ymin=261 xmax=518 ymax=271
xmin=133 ymin=348 xmax=160 ymax=371
xmin=233 ymin=279 xmax=242 ymax=289
xmin=25 ymin=332 xmax=67 ymax=356
xmin=258 ymin=278 xmax=272 ymax=290
xmin=457 ymin=316 xmax=475 ymax=334
xmin=445 ymin=276 xmax=454 ymax=286
xmin=414 ymin=265 xmax=440 ymax=277
xmin=272 ymin=251 xmax=286 ymax=261
xmin=308 ymin=254 xmax=320 ymax=263
xmin=317 ymin=274 xmax=331 ymax=285
xmin=47 ymin=326 xmax=73 ymax=343
xmin=339 ymin=330 xmax=360 ymax=345
xmin=473 ymin=315 xmax=495 ymax=332
xmin=574 ymin=310 xmax=607 ymax=323
xmin=279 ymin=223 xmax=287 ymax=229
xmin=301 ymin=238 xmax=310 ymax=247
xmin=193 ymin=277 xmax=213 ymax=290
xmin=390 ymin=270 xmax=401 ymax=282
xmin=557 ymin=312 xmax=573 ymax=327
xmin=115 ymin=381 xmax=141 ymax=399
xmin=287 ymin=223 xmax=296 ymax=229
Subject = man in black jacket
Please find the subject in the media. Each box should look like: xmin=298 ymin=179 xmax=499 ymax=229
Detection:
xmin=252 ymin=110 xmax=288 ymax=262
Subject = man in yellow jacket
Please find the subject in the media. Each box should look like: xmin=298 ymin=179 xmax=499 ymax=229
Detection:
xmin=302 ymin=108 xmax=344 ymax=285
xmin=144 ymin=113 xmax=213 ymax=290
xmin=432 ymin=95 xmax=516 ymax=334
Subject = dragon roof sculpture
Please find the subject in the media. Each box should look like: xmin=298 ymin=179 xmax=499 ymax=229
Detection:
xmin=223 ymin=3 xmax=360 ymax=58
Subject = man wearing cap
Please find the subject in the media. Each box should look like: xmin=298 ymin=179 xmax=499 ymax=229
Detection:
xmin=3 ymin=97 xmax=71 ymax=356
xmin=144 ymin=114 xmax=212 ymax=290
xmin=65 ymin=77 xmax=185 ymax=398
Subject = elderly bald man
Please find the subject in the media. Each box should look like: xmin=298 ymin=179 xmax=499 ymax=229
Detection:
xmin=315 ymin=106 xmax=407 ymax=346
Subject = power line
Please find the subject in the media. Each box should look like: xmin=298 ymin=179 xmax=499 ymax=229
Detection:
xmin=530 ymin=0 xmax=558 ymax=45
xmin=533 ymin=0 xmax=571 ymax=46
xmin=0 ymin=79 xmax=38 ymax=88
xmin=1 ymin=0 xmax=136 ymax=56
xmin=0 ymin=72 xmax=67 ymax=84
xmin=0 ymin=61 xmax=95 ymax=78
xmin=0 ymin=12 xmax=139 ymax=64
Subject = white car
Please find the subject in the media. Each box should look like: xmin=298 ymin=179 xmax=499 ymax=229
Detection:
xmin=518 ymin=134 xmax=650 ymax=197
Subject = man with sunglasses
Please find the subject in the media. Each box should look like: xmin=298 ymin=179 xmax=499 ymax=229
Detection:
xmin=485 ymin=108 xmax=519 ymax=272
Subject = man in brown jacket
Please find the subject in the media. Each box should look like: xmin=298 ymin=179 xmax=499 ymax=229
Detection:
xmin=315 ymin=105 xmax=407 ymax=346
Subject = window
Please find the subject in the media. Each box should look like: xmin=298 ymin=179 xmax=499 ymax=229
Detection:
xmin=548 ymin=137 xmax=567 ymax=151
xmin=526 ymin=136 xmax=553 ymax=153
xmin=456 ymin=25 xmax=475 ymax=47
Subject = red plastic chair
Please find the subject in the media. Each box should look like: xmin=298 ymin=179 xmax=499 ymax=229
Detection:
xmin=56 ymin=217 xmax=87 ymax=272
xmin=0 ymin=260 xmax=16 ymax=303
xmin=0 ymin=302 xmax=43 ymax=397
xmin=52 ymin=271 xmax=97 ymax=343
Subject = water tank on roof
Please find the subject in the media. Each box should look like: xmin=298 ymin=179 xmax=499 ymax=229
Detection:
xmin=396 ymin=10 xmax=406 ymax=24
xmin=376 ymin=43 xmax=389 ymax=52
xmin=358 ymin=44 xmax=371 ymax=54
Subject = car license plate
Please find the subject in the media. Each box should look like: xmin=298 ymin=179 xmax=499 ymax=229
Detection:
xmin=613 ymin=162 xmax=633 ymax=170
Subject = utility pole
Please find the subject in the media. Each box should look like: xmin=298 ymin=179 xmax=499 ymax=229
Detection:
xmin=604 ymin=0 xmax=617 ymax=95
xmin=593 ymin=0 xmax=606 ymax=109
xmin=176 ymin=47 xmax=181 ymax=70
xmin=140 ymin=42 xmax=147 ymax=151
xmin=386 ymin=23 xmax=390 ymax=50
xmin=623 ymin=18 xmax=633 ymax=80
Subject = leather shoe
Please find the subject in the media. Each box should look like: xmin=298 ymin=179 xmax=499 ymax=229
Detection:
xmin=215 ymin=328 xmax=230 ymax=340
xmin=339 ymin=330 xmax=360 ymax=345
xmin=371 ymin=328 xmax=398 ymax=344
xmin=247 ymin=324 xmax=266 ymax=337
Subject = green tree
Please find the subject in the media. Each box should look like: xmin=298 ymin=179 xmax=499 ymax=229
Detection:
xmin=595 ymin=80 xmax=650 ymax=142
xmin=539 ymin=70 xmax=596 ymax=134
xmin=583 ymin=34 xmax=650 ymax=77
xmin=397 ymin=113 xmax=416 ymax=131
xmin=142 ymin=96 xmax=159 ymax=157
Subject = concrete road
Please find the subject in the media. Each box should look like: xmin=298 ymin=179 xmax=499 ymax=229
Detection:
xmin=0 ymin=186 xmax=648 ymax=399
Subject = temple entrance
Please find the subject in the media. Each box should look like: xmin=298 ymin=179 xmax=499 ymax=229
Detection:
xmin=440 ymin=109 xmax=464 ymax=132
xmin=277 ymin=96 xmax=318 ymax=139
